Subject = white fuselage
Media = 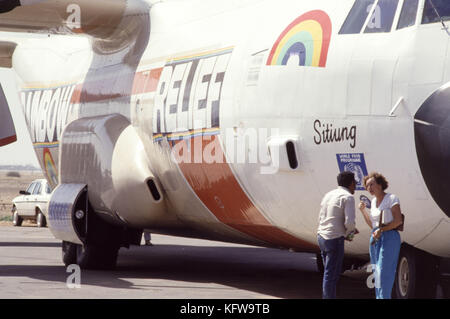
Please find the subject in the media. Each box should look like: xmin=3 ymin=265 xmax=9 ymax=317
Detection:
xmin=2 ymin=0 xmax=449 ymax=258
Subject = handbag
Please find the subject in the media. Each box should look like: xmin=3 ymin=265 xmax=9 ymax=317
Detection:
xmin=380 ymin=209 xmax=405 ymax=232
xmin=396 ymin=214 xmax=405 ymax=232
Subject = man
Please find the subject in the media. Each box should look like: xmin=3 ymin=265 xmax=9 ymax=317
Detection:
xmin=143 ymin=231 xmax=153 ymax=246
xmin=317 ymin=171 xmax=357 ymax=299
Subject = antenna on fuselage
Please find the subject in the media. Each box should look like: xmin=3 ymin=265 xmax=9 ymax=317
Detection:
xmin=428 ymin=0 xmax=450 ymax=35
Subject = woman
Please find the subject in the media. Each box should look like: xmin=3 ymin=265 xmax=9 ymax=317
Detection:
xmin=359 ymin=172 xmax=403 ymax=299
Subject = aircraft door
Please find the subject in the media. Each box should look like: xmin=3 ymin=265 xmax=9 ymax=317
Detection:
xmin=344 ymin=0 xmax=401 ymax=116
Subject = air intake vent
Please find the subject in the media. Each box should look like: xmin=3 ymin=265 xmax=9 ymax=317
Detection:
xmin=267 ymin=136 xmax=301 ymax=172
xmin=286 ymin=141 xmax=298 ymax=169
xmin=147 ymin=179 xmax=161 ymax=201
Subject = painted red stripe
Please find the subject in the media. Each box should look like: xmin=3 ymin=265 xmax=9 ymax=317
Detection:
xmin=315 ymin=11 xmax=332 ymax=67
xmin=145 ymin=68 xmax=163 ymax=93
xmin=173 ymin=136 xmax=318 ymax=252
xmin=70 ymin=84 xmax=83 ymax=104
xmin=132 ymin=72 xmax=147 ymax=95
xmin=132 ymin=68 xmax=163 ymax=95
xmin=0 ymin=135 xmax=16 ymax=146
xmin=43 ymin=68 xmax=163 ymax=106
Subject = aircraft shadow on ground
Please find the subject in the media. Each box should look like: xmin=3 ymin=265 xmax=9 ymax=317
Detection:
xmin=115 ymin=245 xmax=375 ymax=299
xmin=0 ymin=242 xmax=60 ymax=247
xmin=0 ymin=244 xmax=375 ymax=299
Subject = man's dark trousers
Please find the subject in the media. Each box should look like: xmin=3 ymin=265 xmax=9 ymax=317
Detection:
xmin=317 ymin=235 xmax=345 ymax=299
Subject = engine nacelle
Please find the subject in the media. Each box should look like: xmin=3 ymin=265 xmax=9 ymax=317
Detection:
xmin=58 ymin=113 xmax=168 ymax=229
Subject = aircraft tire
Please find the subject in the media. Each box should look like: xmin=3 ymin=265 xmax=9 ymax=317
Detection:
xmin=393 ymin=245 xmax=439 ymax=299
xmin=393 ymin=246 xmax=417 ymax=299
xmin=62 ymin=241 xmax=78 ymax=266
xmin=13 ymin=210 xmax=22 ymax=227
xmin=76 ymin=243 xmax=119 ymax=270
xmin=36 ymin=210 xmax=46 ymax=228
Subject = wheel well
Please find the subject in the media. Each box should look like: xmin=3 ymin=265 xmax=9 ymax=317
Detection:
xmin=34 ymin=207 xmax=42 ymax=216
xmin=401 ymin=242 xmax=440 ymax=262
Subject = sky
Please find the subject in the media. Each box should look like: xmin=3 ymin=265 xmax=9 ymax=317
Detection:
xmin=0 ymin=68 xmax=39 ymax=167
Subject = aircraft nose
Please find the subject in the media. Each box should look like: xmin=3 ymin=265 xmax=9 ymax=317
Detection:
xmin=414 ymin=83 xmax=450 ymax=218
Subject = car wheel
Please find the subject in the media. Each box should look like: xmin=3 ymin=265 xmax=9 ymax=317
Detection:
xmin=13 ymin=210 xmax=23 ymax=227
xmin=36 ymin=210 xmax=47 ymax=228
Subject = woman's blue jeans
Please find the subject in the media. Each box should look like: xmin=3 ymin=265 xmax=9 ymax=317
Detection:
xmin=369 ymin=229 xmax=401 ymax=299
xmin=318 ymin=235 xmax=345 ymax=299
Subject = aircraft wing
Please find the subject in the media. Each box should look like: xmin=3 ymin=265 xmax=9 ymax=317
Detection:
xmin=0 ymin=0 xmax=132 ymax=38
xmin=0 ymin=79 xmax=17 ymax=147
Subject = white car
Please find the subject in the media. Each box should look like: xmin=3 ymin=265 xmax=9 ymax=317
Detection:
xmin=12 ymin=179 xmax=52 ymax=227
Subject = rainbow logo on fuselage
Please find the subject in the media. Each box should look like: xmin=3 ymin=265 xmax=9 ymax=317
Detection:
xmin=43 ymin=148 xmax=58 ymax=188
xmin=267 ymin=10 xmax=332 ymax=67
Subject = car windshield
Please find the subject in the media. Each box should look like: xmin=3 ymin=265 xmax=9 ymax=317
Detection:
xmin=33 ymin=183 xmax=42 ymax=195
xmin=26 ymin=182 xmax=36 ymax=194
xmin=422 ymin=0 xmax=450 ymax=24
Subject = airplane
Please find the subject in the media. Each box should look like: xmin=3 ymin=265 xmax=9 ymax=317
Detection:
xmin=0 ymin=0 xmax=449 ymax=299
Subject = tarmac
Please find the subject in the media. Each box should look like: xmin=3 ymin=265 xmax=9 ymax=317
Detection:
xmin=0 ymin=225 xmax=445 ymax=299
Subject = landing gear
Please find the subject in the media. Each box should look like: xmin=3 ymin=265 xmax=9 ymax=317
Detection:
xmin=393 ymin=245 xmax=440 ymax=299
xmin=61 ymin=241 xmax=119 ymax=270
xmin=60 ymin=202 xmax=142 ymax=270
xmin=76 ymin=243 xmax=120 ymax=270
xmin=60 ymin=209 xmax=122 ymax=270
xmin=62 ymin=241 xmax=77 ymax=266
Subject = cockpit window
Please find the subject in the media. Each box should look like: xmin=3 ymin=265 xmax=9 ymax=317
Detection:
xmin=422 ymin=0 xmax=450 ymax=24
xmin=339 ymin=0 xmax=376 ymax=34
xmin=364 ymin=0 xmax=399 ymax=33
xmin=397 ymin=0 xmax=419 ymax=29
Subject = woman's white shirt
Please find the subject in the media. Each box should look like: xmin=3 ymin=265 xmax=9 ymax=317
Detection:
xmin=370 ymin=193 xmax=400 ymax=229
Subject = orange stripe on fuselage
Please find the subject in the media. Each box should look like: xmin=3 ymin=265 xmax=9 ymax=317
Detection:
xmin=173 ymin=135 xmax=318 ymax=252
xmin=68 ymin=67 xmax=163 ymax=105
xmin=132 ymin=68 xmax=163 ymax=95
xmin=70 ymin=84 xmax=83 ymax=104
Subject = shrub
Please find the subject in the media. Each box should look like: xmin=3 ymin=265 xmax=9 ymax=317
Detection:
xmin=0 ymin=215 xmax=13 ymax=222
xmin=6 ymin=171 xmax=21 ymax=178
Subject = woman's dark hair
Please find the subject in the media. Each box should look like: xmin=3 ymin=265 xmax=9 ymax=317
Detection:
xmin=363 ymin=172 xmax=389 ymax=190
xmin=337 ymin=171 xmax=355 ymax=188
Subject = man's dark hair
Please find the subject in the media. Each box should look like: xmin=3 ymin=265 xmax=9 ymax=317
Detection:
xmin=337 ymin=171 xmax=355 ymax=188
